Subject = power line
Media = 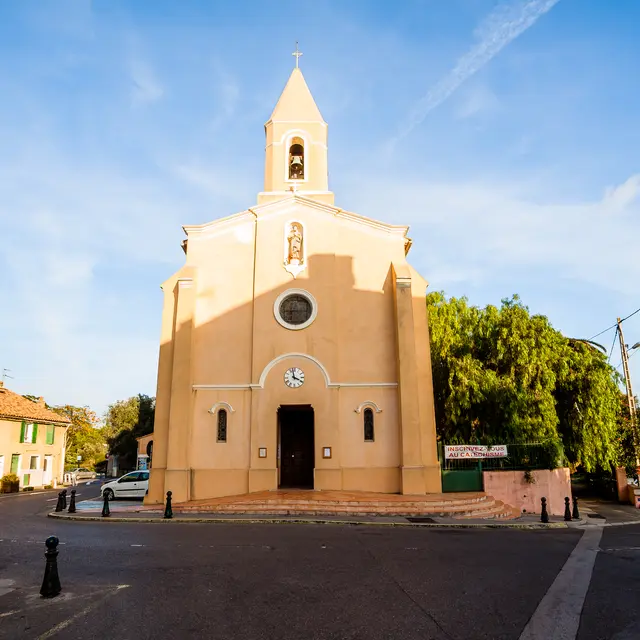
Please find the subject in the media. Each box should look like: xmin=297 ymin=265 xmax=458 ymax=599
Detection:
xmin=588 ymin=306 xmax=640 ymax=341
xmin=608 ymin=328 xmax=619 ymax=364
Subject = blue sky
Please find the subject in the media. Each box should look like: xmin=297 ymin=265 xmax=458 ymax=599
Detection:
xmin=1 ymin=0 xmax=639 ymax=416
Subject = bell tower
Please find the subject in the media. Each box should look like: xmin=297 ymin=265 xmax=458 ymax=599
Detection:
xmin=258 ymin=47 xmax=333 ymax=205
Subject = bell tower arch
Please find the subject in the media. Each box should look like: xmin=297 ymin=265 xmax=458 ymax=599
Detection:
xmin=259 ymin=58 xmax=333 ymax=205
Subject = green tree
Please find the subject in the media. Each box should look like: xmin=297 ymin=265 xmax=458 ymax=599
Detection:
xmin=50 ymin=405 xmax=107 ymax=468
xmin=427 ymin=292 xmax=627 ymax=471
xmin=104 ymin=394 xmax=155 ymax=471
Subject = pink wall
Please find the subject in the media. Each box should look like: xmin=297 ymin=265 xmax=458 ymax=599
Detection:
xmin=483 ymin=469 xmax=572 ymax=516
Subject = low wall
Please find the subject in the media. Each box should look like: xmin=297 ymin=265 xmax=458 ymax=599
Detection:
xmin=483 ymin=468 xmax=571 ymax=516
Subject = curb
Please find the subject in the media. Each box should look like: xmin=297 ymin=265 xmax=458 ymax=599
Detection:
xmin=48 ymin=512 xmax=569 ymax=529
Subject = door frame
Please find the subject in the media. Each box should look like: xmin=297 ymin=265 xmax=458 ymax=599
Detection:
xmin=277 ymin=404 xmax=315 ymax=489
xmin=42 ymin=455 xmax=53 ymax=486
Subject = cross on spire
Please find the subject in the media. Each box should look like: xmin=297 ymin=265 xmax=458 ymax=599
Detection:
xmin=292 ymin=42 xmax=303 ymax=68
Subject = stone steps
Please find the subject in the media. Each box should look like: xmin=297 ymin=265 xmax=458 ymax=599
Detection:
xmin=172 ymin=494 xmax=519 ymax=520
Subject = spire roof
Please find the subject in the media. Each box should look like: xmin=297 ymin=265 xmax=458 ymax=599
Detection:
xmin=268 ymin=68 xmax=324 ymax=123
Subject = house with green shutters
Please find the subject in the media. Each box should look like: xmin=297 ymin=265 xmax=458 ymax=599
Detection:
xmin=0 ymin=381 xmax=70 ymax=489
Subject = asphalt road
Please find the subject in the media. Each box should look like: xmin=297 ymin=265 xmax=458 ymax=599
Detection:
xmin=0 ymin=488 xmax=638 ymax=640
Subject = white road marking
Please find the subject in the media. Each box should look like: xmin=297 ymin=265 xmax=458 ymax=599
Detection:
xmin=37 ymin=585 xmax=129 ymax=640
xmin=519 ymin=526 xmax=604 ymax=640
xmin=0 ymin=610 xmax=19 ymax=618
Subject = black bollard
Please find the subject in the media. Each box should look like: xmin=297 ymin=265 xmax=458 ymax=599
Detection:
xmin=572 ymin=496 xmax=580 ymax=520
xmin=68 ymin=489 xmax=76 ymax=514
xmin=40 ymin=536 xmax=61 ymax=598
xmin=101 ymin=491 xmax=110 ymax=517
xmin=54 ymin=491 xmax=64 ymax=513
xmin=164 ymin=490 xmax=173 ymax=519
xmin=61 ymin=489 xmax=67 ymax=510
xmin=564 ymin=496 xmax=572 ymax=521
xmin=540 ymin=497 xmax=549 ymax=523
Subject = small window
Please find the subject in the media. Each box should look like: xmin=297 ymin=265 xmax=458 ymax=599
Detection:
xmin=279 ymin=294 xmax=312 ymax=326
xmin=30 ymin=456 xmax=38 ymax=470
xmin=119 ymin=473 xmax=140 ymax=483
xmin=46 ymin=425 xmax=55 ymax=445
xmin=20 ymin=422 xmax=37 ymax=444
xmin=364 ymin=408 xmax=374 ymax=442
xmin=139 ymin=472 xmax=149 ymax=481
xmin=43 ymin=457 xmax=50 ymax=472
xmin=217 ymin=409 xmax=227 ymax=443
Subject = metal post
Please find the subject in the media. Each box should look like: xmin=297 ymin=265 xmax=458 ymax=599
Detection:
xmin=572 ymin=496 xmax=580 ymax=520
xmin=101 ymin=491 xmax=110 ymax=517
xmin=40 ymin=536 xmax=61 ymax=598
xmin=540 ymin=497 xmax=549 ymax=523
xmin=564 ymin=497 xmax=572 ymax=522
xmin=68 ymin=489 xmax=76 ymax=514
xmin=61 ymin=489 xmax=67 ymax=510
xmin=54 ymin=491 xmax=64 ymax=513
xmin=164 ymin=491 xmax=173 ymax=519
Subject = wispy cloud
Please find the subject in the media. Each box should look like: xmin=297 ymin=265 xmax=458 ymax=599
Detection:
xmin=454 ymin=84 xmax=501 ymax=119
xmin=209 ymin=60 xmax=240 ymax=130
xmin=130 ymin=58 xmax=164 ymax=107
xmin=345 ymin=172 xmax=640 ymax=296
xmin=392 ymin=0 xmax=561 ymax=142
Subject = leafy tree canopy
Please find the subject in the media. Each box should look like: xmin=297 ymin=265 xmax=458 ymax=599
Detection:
xmin=104 ymin=394 xmax=155 ymax=471
xmin=427 ymin=292 xmax=629 ymax=472
xmin=50 ymin=405 xmax=107 ymax=468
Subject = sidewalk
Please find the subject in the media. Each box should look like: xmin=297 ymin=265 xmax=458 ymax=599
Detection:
xmin=48 ymin=500 xmax=574 ymax=528
xmin=578 ymin=497 xmax=640 ymax=524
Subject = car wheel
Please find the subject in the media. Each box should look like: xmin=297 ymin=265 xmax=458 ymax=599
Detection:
xmin=103 ymin=488 xmax=115 ymax=501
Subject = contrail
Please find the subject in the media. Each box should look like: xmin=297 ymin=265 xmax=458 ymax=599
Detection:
xmin=392 ymin=0 xmax=561 ymax=143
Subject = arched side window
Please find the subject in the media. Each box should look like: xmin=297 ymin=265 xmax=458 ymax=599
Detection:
xmin=364 ymin=408 xmax=374 ymax=442
xmin=217 ymin=409 xmax=228 ymax=443
xmin=288 ymin=137 xmax=304 ymax=180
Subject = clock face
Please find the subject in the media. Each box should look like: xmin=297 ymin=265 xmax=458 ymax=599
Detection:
xmin=284 ymin=367 xmax=305 ymax=388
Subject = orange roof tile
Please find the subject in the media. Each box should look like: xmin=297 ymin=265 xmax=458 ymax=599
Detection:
xmin=0 ymin=384 xmax=71 ymax=425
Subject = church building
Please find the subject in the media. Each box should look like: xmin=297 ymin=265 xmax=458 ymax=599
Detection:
xmin=146 ymin=61 xmax=442 ymax=505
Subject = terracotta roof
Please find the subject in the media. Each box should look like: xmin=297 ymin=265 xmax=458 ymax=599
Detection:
xmin=0 ymin=383 xmax=71 ymax=425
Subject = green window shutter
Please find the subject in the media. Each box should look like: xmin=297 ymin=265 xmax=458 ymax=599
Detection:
xmin=32 ymin=424 xmax=38 ymax=443
xmin=20 ymin=422 xmax=25 ymax=443
xmin=46 ymin=425 xmax=55 ymax=445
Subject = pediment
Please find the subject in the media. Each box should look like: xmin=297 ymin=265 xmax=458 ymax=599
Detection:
xmin=183 ymin=195 xmax=411 ymax=252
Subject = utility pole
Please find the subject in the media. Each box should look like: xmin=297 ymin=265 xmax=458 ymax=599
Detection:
xmin=618 ymin=318 xmax=639 ymax=468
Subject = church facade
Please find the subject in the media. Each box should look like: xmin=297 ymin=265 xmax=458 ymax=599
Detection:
xmin=146 ymin=66 xmax=442 ymax=504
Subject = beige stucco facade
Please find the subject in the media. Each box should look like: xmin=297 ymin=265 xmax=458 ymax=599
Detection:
xmin=0 ymin=385 xmax=70 ymax=489
xmin=146 ymin=68 xmax=441 ymax=504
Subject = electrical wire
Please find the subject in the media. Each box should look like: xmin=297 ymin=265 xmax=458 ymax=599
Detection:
xmin=588 ymin=306 xmax=640 ymax=341
xmin=608 ymin=327 xmax=618 ymax=364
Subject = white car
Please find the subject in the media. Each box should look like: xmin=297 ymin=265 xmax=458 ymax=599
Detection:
xmin=69 ymin=467 xmax=97 ymax=480
xmin=101 ymin=471 xmax=149 ymax=500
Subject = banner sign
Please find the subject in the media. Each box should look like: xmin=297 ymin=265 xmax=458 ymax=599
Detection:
xmin=444 ymin=445 xmax=508 ymax=460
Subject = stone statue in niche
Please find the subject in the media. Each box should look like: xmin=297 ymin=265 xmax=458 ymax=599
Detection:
xmin=287 ymin=223 xmax=303 ymax=264
xmin=284 ymin=222 xmax=306 ymax=278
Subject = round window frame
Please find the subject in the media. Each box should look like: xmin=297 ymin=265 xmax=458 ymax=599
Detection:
xmin=274 ymin=288 xmax=318 ymax=331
